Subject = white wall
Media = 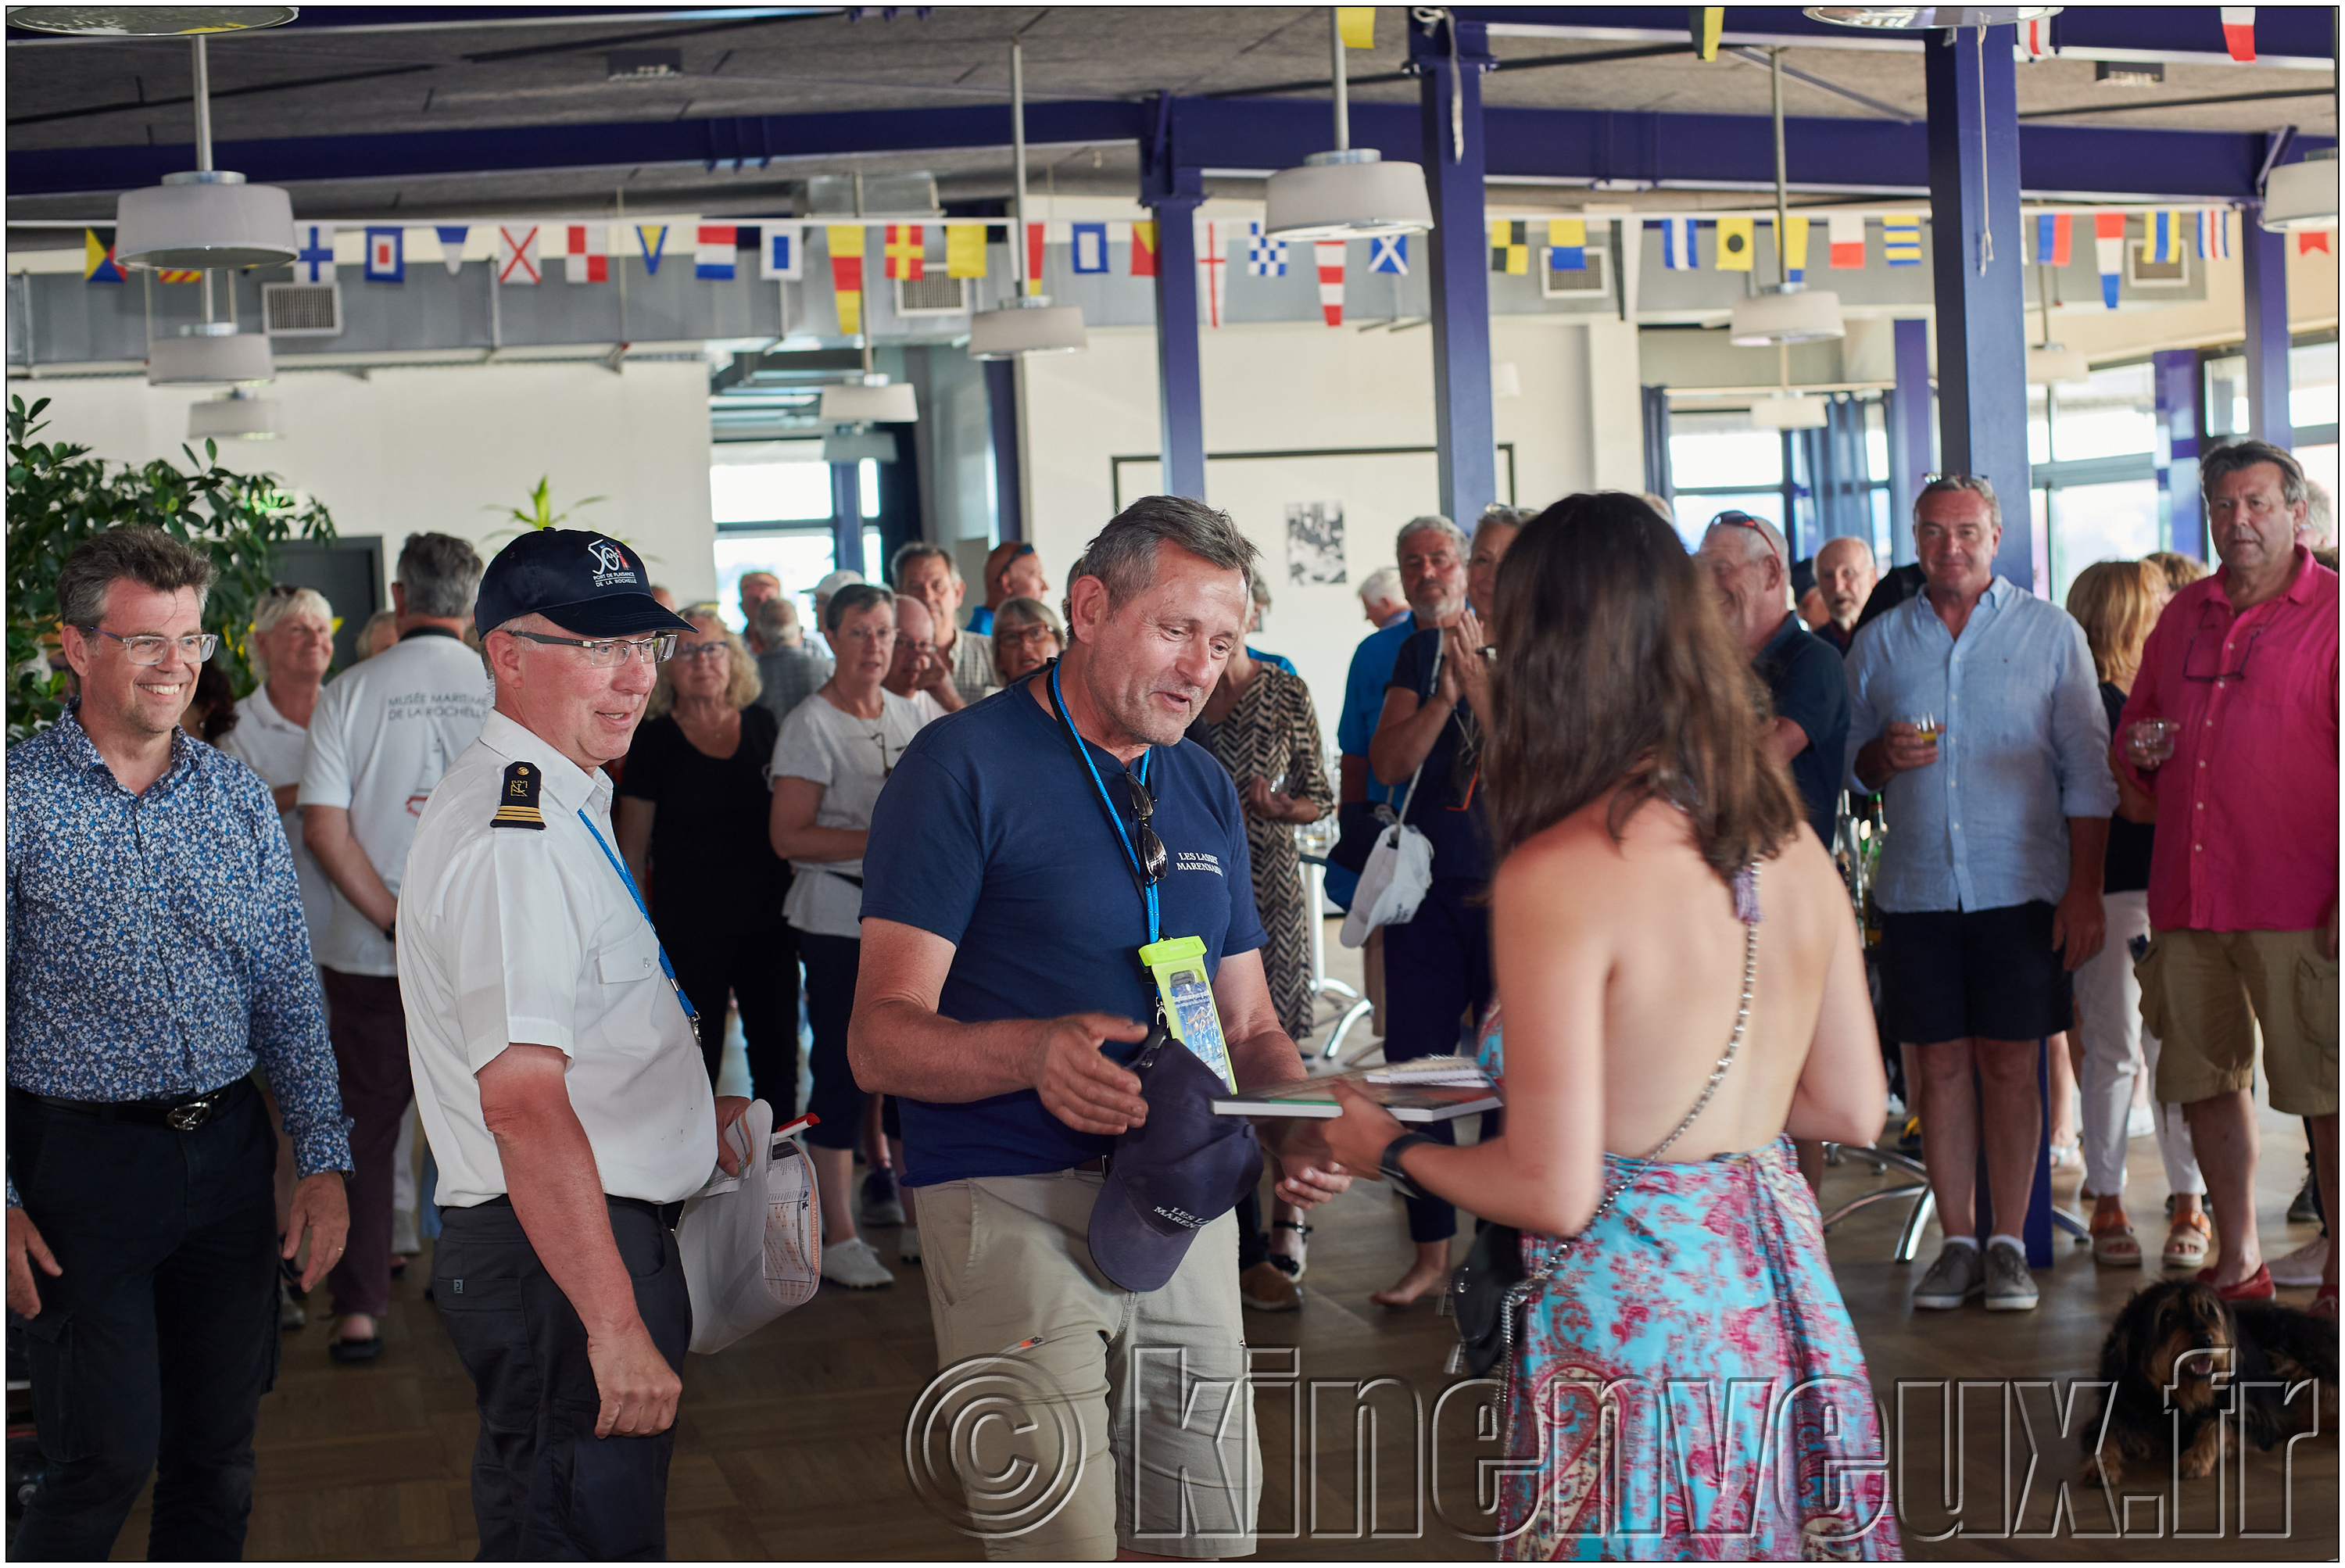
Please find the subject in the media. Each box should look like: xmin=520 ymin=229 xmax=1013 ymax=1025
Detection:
xmin=20 ymin=359 xmax=717 ymax=602
xmin=1016 ymin=314 xmax=1630 ymax=730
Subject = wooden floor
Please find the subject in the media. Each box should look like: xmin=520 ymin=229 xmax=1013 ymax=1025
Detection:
xmin=98 ymin=925 xmax=2339 ymax=1560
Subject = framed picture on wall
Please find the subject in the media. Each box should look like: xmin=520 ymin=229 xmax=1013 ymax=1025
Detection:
xmin=1284 ymin=501 xmax=1347 ymax=585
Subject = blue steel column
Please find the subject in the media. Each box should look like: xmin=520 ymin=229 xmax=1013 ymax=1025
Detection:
xmin=831 ymin=462 xmax=865 ymax=575
xmin=2152 ymin=348 xmax=2204 ymax=559
xmin=1887 ymin=318 xmax=1933 ymax=566
xmin=1924 ymin=23 xmax=2033 ymax=589
xmin=1147 ymin=167 xmax=1208 ymax=501
xmin=983 ymin=357 xmax=1026 ymax=542
xmin=2241 ymin=207 xmax=2293 ymax=449
xmin=1409 ymin=12 xmax=1497 ymax=526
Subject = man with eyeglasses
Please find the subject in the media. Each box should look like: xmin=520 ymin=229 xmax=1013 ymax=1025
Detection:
xmin=884 ymin=593 xmax=965 ymax=719
xmin=296 ymin=532 xmax=491 ymax=1365
xmin=397 ymin=530 xmax=748 ymax=1557
xmin=1844 ymin=474 xmax=2115 ymax=1315
xmin=2119 ymin=439 xmax=2340 ymax=1312
xmin=7 ymin=525 xmax=352 ymax=1559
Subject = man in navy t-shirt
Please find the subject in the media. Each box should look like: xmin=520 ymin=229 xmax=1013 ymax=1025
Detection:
xmin=853 ymin=496 xmax=1349 ymax=1561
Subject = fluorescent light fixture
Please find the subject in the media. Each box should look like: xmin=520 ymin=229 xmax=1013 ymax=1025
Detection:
xmin=1750 ymin=392 xmax=1831 ymax=429
xmin=1730 ymin=285 xmax=1846 ymax=347
xmin=2261 ymin=149 xmax=2340 ymax=233
xmin=2027 ymin=344 xmax=2092 ymax=384
xmin=818 ymin=380 xmax=918 ymax=424
xmin=2094 ymin=59 xmax=2164 ymax=86
xmin=188 ymin=388 xmax=281 ymax=441
xmin=149 ymin=322 xmax=274 ymax=386
xmin=968 ymin=298 xmax=1087 ymax=360
xmin=1266 ymin=150 xmax=1435 ymax=241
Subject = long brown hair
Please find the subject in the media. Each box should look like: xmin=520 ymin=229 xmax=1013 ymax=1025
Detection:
xmin=1484 ymin=492 xmax=1803 ymax=884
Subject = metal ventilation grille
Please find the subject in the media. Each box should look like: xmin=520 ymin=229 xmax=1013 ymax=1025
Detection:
xmin=1539 ymin=252 xmax=1607 ymax=297
xmin=261 ymin=281 xmax=342 ymax=336
xmin=895 ymin=276 xmax=967 ymax=316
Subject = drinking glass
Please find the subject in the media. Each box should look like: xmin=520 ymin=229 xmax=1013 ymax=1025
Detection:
xmin=2127 ymin=718 xmax=2180 ymax=768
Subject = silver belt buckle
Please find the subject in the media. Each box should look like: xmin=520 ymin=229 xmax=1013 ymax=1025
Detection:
xmin=166 ymin=1097 xmax=216 ymax=1131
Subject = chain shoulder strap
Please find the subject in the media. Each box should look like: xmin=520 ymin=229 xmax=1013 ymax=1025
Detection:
xmin=1526 ymin=861 xmax=1763 ymax=1283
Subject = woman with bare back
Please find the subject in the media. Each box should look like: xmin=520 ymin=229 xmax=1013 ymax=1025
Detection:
xmin=1323 ymin=492 xmax=1903 ymax=1559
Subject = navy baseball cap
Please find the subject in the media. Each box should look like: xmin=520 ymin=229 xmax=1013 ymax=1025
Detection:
xmin=474 ymin=529 xmax=694 ymax=639
xmin=1087 ymin=1036 xmax=1263 ymax=1293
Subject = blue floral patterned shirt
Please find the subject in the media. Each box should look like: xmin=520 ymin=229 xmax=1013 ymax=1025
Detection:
xmin=5 ymin=705 xmax=353 ymax=1205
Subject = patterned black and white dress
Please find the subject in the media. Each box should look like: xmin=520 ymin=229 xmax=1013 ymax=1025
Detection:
xmin=1190 ymin=664 xmax=1337 ymax=1042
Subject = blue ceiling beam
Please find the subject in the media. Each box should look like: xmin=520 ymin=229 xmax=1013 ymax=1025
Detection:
xmin=8 ymin=96 xmax=2328 ymax=202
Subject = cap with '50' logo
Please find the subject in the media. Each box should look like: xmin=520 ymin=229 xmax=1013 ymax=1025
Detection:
xmin=474 ymin=529 xmax=693 ymax=639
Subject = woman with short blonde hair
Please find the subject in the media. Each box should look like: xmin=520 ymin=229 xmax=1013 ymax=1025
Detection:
xmin=649 ymin=602 xmax=761 ymax=715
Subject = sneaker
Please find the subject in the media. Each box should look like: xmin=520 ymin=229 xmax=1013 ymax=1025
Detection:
xmin=860 ymin=1170 xmax=905 ymax=1227
xmin=2126 ymin=1104 xmax=2157 ymax=1140
xmin=2271 ymin=1235 xmax=2329 ymax=1287
xmin=1985 ymin=1241 xmax=2039 ymax=1311
xmin=390 ymin=1207 xmax=421 ymax=1255
xmin=1912 ymin=1243 xmax=1985 ymax=1309
xmin=1238 ymin=1259 xmax=1301 ymax=1312
xmin=898 ymin=1226 xmax=922 ymax=1265
xmin=821 ymin=1235 xmax=895 ymax=1290
xmin=2288 ymin=1176 xmax=2321 ymax=1226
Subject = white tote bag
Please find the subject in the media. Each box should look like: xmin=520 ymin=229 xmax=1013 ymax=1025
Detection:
xmin=678 ymin=1099 xmax=822 ymax=1354
xmin=1340 ymin=638 xmax=1443 ymax=950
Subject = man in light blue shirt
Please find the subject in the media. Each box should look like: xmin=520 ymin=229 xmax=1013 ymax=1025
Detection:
xmin=1844 ymin=475 xmax=2114 ymax=1315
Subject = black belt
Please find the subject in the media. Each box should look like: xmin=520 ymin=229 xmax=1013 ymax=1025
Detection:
xmin=13 ymin=1077 xmax=249 ymax=1131
xmin=477 ymin=1193 xmax=685 ymax=1229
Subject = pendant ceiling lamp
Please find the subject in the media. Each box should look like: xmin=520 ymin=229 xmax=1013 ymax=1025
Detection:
xmin=188 ymin=387 xmax=281 ymax=440
xmin=1729 ymin=49 xmax=1845 ymax=348
xmin=6 ymin=8 xmax=299 ymax=34
xmin=1806 ymin=6 xmax=2059 ymax=28
xmin=112 ymin=33 xmax=298 ymax=270
xmin=2261 ymin=148 xmax=2340 ymax=232
xmin=149 ymin=320 xmax=274 ymax=385
xmin=1750 ymin=391 xmax=1831 ymax=428
xmin=968 ymin=38 xmax=1088 ymax=360
xmin=1264 ymin=9 xmax=1433 ymax=240
xmin=818 ymin=381 xmax=918 ymax=424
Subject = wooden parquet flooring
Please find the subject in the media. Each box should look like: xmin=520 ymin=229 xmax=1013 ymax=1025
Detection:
xmin=89 ymin=927 xmax=2340 ymax=1560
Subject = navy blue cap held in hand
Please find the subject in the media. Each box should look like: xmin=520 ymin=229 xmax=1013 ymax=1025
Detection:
xmin=1087 ymin=1036 xmax=1264 ymax=1294
xmin=474 ymin=529 xmax=694 ymax=639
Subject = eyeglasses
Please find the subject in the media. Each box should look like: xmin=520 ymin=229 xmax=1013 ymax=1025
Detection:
xmin=78 ymin=626 xmax=218 ymax=664
xmin=834 ymin=624 xmax=897 ymax=646
xmin=869 ymin=730 xmax=896 ymax=780
xmin=500 ymin=629 xmax=676 ymax=667
xmin=671 ymin=642 xmax=730 ymax=664
xmin=995 ymin=624 xmax=1058 ymax=650
xmin=2182 ymin=626 xmax=2263 ymax=684
xmin=1122 ymin=771 xmax=1170 ymax=883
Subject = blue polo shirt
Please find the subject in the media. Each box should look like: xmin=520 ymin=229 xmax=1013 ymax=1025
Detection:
xmin=860 ymin=678 xmax=1267 ymax=1187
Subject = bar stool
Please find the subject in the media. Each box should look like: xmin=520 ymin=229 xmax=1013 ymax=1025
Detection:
xmin=1298 ymin=852 xmax=1375 ymax=1063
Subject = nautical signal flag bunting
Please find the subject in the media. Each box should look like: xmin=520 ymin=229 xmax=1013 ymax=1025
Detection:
xmin=1489 ymin=220 xmax=1529 ymax=274
xmin=1714 ymin=216 xmax=1753 ymax=271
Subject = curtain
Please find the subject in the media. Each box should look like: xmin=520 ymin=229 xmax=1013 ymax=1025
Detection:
xmin=1641 ymin=385 xmax=1674 ymax=507
xmin=1798 ymin=392 xmax=1872 ymax=546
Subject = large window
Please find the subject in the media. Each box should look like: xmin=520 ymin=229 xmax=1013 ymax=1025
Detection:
xmin=711 ymin=442 xmax=837 ymax=632
xmin=1666 ymin=403 xmax=1891 ymax=561
xmin=2034 ymin=364 xmax=2160 ymax=604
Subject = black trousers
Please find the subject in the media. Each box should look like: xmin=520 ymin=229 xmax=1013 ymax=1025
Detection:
xmin=1381 ymin=879 xmax=1495 ymax=1244
xmin=7 ymin=1079 xmax=281 ymax=1562
xmin=796 ymin=930 xmax=868 ymax=1153
xmin=432 ymin=1197 xmax=693 ymax=1560
xmin=658 ymin=904 xmax=800 ymax=1109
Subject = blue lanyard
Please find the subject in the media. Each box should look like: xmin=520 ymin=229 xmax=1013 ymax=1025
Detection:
xmin=1049 ymin=661 xmax=1159 ymax=947
xmin=576 ymin=807 xmax=699 ymax=1023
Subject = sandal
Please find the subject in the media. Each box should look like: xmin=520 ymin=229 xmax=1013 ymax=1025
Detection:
xmin=2162 ymin=1209 xmax=2212 ymax=1269
xmin=2048 ymin=1140 xmax=2084 ymax=1174
xmin=2089 ymin=1208 xmax=2142 ymax=1266
xmin=1269 ymin=1220 xmax=1312 ymax=1282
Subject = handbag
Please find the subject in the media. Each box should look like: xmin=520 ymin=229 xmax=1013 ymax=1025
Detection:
xmin=1439 ymin=865 xmax=1763 ymax=1389
xmin=677 ymin=1099 xmax=823 ymax=1354
xmin=1338 ymin=638 xmax=1444 ymax=950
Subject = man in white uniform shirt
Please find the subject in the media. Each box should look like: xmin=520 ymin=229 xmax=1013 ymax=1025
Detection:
xmin=299 ymin=533 xmax=492 ymax=1362
xmin=400 ymin=529 xmax=747 ymax=1559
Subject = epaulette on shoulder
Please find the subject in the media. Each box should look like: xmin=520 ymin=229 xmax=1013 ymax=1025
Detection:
xmin=492 ymin=761 xmax=546 ymax=830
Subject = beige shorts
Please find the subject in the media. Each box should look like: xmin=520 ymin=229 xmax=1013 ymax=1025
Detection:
xmin=2137 ymin=927 xmax=2340 ymax=1117
xmin=911 ymin=1170 xmax=1259 ymax=1561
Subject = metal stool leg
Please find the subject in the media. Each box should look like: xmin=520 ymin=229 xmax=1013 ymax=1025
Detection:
xmin=1320 ymin=997 xmax=1374 ymax=1062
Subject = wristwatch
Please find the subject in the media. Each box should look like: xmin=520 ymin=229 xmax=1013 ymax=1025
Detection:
xmin=1378 ymin=1132 xmax=1438 ymax=1201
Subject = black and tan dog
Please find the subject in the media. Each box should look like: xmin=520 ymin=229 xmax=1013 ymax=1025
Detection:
xmin=2082 ymin=1279 xmax=2337 ymax=1486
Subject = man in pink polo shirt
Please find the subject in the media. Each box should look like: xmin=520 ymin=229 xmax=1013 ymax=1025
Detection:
xmin=2119 ymin=439 xmax=2340 ymax=1312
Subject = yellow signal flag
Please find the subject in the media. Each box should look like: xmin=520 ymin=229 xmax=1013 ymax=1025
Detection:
xmin=1781 ymin=214 xmax=1810 ymax=274
xmin=1691 ymin=6 xmax=1723 ymax=60
xmin=1336 ymin=7 xmax=1376 ymax=48
xmin=1715 ymin=215 xmax=1755 ymax=271
xmin=944 ymin=222 xmax=988 ymax=279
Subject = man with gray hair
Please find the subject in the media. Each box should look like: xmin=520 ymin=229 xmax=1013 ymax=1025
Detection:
xmin=754 ymin=592 xmax=832 ymax=721
xmin=2300 ymin=477 xmax=2336 ymax=554
xmin=853 ymin=494 xmax=1350 ymax=1559
xmin=891 ymin=540 xmax=996 ymax=703
xmin=1845 ymin=474 xmax=2114 ymax=1314
xmin=1357 ymin=565 xmax=1408 ymax=629
xmin=298 ymin=532 xmax=492 ymax=1362
xmin=1813 ymin=533 xmax=1880 ymax=656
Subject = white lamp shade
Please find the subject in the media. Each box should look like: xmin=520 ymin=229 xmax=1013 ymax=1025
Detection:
xmin=7 ymin=7 xmax=298 ymax=34
xmin=822 ymin=428 xmax=900 ymax=464
xmin=188 ymin=394 xmax=281 ymax=441
xmin=148 ymin=329 xmax=274 ymax=386
xmin=968 ymin=303 xmax=1088 ymax=360
xmin=1729 ymin=287 xmax=1846 ymax=346
xmin=2027 ymin=344 xmax=2093 ymax=385
xmin=1265 ymin=156 xmax=1434 ymax=240
xmin=116 ymin=174 xmax=297 ymax=270
xmin=1750 ymin=394 xmax=1831 ymax=429
xmin=2261 ymin=152 xmax=2340 ymax=232
xmin=818 ymin=381 xmax=918 ymax=423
